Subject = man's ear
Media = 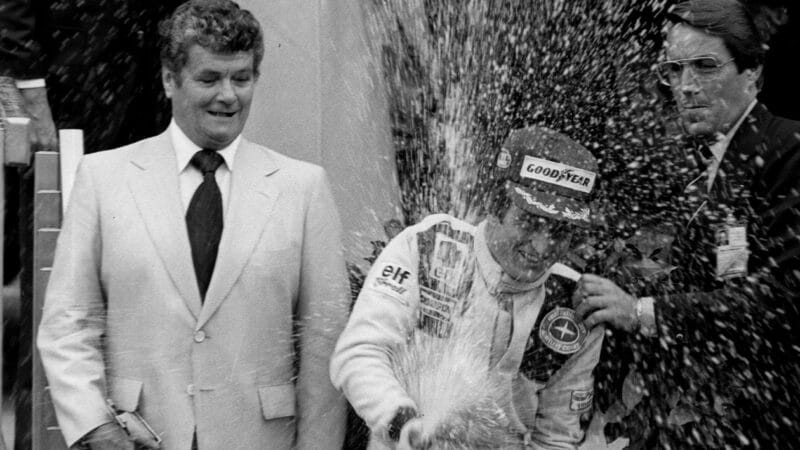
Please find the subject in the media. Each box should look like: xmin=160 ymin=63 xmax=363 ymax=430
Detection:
xmin=749 ymin=65 xmax=763 ymax=81
xmin=555 ymin=235 xmax=573 ymax=257
xmin=485 ymin=213 xmax=504 ymax=233
xmin=745 ymin=65 xmax=763 ymax=92
xmin=162 ymin=68 xmax=177 ymax=99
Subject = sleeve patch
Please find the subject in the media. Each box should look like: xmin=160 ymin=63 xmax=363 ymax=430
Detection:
xmin=570 ymin=389 xmax=593 ymax=412
xmin=368 ymin=262 xmax=414 ymax=299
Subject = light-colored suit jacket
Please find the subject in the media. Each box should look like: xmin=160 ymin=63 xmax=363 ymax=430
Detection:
xmin=37 ymin=131 xmax=350 ymax=450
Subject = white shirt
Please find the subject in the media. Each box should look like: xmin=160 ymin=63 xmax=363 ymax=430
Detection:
xmin=169 ymin=119 xmax=239 ymax=214
xmin=16 ymin=78 xmax=47 ymax=89
xmin=704 ymin=99 xmax=758 ymax=190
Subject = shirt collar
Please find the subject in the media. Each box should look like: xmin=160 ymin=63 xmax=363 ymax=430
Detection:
xmin=474 ymin=220 xmax=549 ymax=294
xmin=708 ymin=99 xmax=758 ymax=163
xmin=170 ymin=119 xmax=240 ymax=173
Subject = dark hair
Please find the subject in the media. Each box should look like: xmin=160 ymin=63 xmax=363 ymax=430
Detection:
xmin=159 ymin=0 xmax=264 ymax=76
xmin=667 ymin=0 xmax=766 ymax=72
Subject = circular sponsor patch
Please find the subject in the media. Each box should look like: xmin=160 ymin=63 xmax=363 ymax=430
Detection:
xmin=496 ymin=148 xmax=512 ymax=169
xmin=538 ymin=307 xmax=587 ymax=355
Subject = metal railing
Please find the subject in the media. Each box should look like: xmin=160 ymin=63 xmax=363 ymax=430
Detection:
xmin=2 ymin=78 xmax=80 ymax=449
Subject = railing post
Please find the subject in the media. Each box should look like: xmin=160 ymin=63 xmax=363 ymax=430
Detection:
xmin=1 ymin=75 xmax=31 ymax=450
xmin=31 ymin=150 xmax=65 ymax=450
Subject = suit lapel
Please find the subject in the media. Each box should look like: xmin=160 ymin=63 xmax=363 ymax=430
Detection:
xmin=197 ymin=140 xmax=280 ymax=329
xmin=729 ymin=103 xmax=769 ymax=159
xmin=127 ymin=132 xmax=202 ymax=318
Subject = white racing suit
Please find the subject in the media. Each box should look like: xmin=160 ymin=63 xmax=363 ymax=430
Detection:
xmin=331 ymin=214 xmax=604 ymax=449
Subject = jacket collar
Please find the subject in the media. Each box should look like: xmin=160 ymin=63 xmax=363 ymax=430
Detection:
xmin=729 ymin=102 xmax=775 ymax=157
xmin=127 ymin=131 xmax=281 ymax=324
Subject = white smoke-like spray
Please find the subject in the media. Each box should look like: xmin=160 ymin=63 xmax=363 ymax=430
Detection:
xmin=388 ymin=318 xmax=525 ymax=449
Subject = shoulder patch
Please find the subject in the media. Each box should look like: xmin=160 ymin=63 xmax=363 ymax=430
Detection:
xmin=369 ymin=262 xmax=413 ymax=299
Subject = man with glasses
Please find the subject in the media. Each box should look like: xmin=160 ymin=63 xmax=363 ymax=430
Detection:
xmin=575 ymin=0 xmax=800 ymax=447
xmin=331 ymin=126 xmax=605 ymax=449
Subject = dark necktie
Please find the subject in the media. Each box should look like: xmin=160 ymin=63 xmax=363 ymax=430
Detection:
xmin=186 ymin=149 xmax=224 ymax=301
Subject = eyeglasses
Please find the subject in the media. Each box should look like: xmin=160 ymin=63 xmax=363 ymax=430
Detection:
xmin=655 ymin=56 xmax=735 ymax=86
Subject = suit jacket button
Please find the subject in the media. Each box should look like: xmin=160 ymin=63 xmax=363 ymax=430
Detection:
xmin=194 ymin=330 xmax=206 ymax=343
xmin=187 ymin=384 xmax=196 ymax=396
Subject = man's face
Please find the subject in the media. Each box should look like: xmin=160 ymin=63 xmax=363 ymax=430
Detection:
xmin=485 ymin=203 xmax=573 ymax=282
xmin=664 ymin=23 xmax=759 ymax=137
xmin=163 ymin=45 xmax=257 ymax=150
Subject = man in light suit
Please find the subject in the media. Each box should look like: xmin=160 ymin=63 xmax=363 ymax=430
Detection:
xmin=36 ymin=1 xmax=350 ymax=449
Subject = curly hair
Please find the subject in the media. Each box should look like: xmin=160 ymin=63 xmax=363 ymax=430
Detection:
xmin=159 ymin=0 xmax=264 ymax=77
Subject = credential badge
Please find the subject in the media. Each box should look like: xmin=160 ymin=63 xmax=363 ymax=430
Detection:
xmin=539 ymin=307 xmax=587 ymax=355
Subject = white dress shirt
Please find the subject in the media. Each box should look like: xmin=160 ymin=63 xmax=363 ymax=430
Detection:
xmin=704 ymin=99 xmax=758 ymax=190
xmin=16 ymin=78 xmax=47 ymax=89
xmin=169 ymin=119 xmax=239 ymax=215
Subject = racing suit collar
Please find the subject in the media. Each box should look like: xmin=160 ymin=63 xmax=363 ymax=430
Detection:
xmin=475 ymin=220 xmax=549 ymax=295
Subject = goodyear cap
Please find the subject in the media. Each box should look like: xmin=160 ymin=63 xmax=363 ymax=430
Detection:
xmin=495 ymin=126 xmax=598 ymax=227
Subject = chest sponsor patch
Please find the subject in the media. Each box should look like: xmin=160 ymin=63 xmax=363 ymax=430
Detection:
xmin=570 ymin=389 xmax=594 ymax=412
xmin=520 ymin=156 xmax=596 ymax=194
xmin=370 ymin=262 xmax=413 ymax=300
xmin=538 ymin=307 xmax=587 ymax=355
xmin=429 ymin=233 xmax=472 ymax=289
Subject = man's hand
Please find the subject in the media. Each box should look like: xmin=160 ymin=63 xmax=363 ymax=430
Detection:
xmin=574 ymin=274 xmax=638 ymax=332
xmin=396 ymin=417 xmax=430 ymax=450
xmin=81 ymin=423 xmax=133 ymax=450
xmin=118 ymin=412 xmax=162 ymax=449
xmin=81 ymin=419 xmax=161 ymax=450
xmin=19 ymin=86 xmax=58 ymax=152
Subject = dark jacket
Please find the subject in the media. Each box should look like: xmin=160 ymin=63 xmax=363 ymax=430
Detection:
xmin=643 ymin=103 xmax=800 ymax=448
xmin=0 ymin=0 xmax=182 ymax=152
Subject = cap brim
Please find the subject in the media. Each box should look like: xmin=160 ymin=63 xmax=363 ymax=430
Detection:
xmin=507 ymin=182 xmax=592 ymax=228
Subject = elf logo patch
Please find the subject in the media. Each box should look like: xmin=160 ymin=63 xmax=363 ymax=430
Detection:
xmin=371 ymin=263 xmax=413 ymax=299
xmin=381 ymin=264 xmax=411 ymax=284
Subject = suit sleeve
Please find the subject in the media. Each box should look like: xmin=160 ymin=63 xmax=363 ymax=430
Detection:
xmin=0 ymin=0 xmax=49 ymax=78
xmin=531 ymin=325 xmax=604 ymax=449
xmin=294 ymin=167 xmax=351 ymax=450
xmin=329 ymin=226 xmax=420 ymax=440
xmin=36 ymin=158 xmax=110 ymax=447
xmin=648 ymin=130 xmax=800 ymax=425
xmin=653 ymin=135 xmax=800 ymax=345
